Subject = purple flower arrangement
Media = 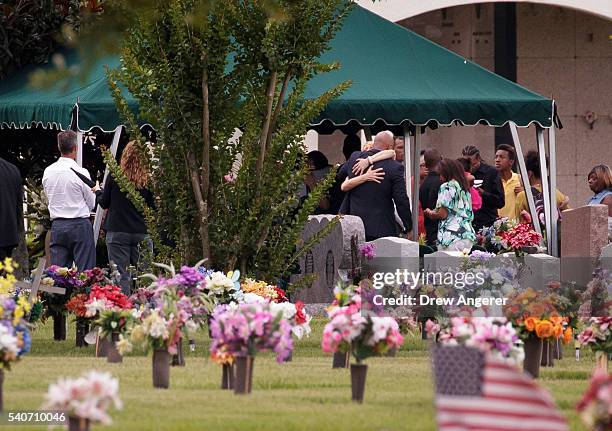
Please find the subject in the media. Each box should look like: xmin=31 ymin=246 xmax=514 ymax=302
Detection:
xmin=42 ymin=266 xmax=108 ymax=290
xmin=209 ymin=302 xmax=293 ymax=363
xmin=359 ymin=243 xmax=376 ymax=260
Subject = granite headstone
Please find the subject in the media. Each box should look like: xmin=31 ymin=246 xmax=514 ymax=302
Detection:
xmin=561 ymin=205 xmax=608 ymax=287
xmin=291 ymin=215 xmax=365 ymax=303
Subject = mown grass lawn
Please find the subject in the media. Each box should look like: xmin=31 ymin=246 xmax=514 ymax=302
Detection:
xmin=7 ymin=319 xmax=593 ymax=430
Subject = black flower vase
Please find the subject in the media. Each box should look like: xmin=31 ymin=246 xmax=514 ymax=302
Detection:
xmin=221 ymin=363 xmax=234 ymax=390
xmin=75 ymin=318 xmax=89 ymax=347
xmin=52 ymin=312 xmax=66 ymax=341
xmin=171 ymin=338 xmax=185 ymax=367
xmin=350 ymin=363 xmax=368 ymax=403
xmin=541 ymin=340 xmax=554 ymax=367
xmin=152 ymin=349 xmax=171 ymax=389
xmin=332 ymin=351 xmax=349 ymax=369
xmin=523 ymin=337 xmax=543 ymax=378
xmin=234 ymin=356 xmax=254 ymax=395
xmin=68 ymin=416 xmax=90 ymax=431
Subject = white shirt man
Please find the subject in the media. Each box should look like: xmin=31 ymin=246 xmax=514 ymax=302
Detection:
xmin=43 ymin=157 xmax=96 ymax=219
xmin=42 ymin=131 xmax=97 ymax=270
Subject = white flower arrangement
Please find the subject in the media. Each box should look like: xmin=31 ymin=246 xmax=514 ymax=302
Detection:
xmin=206 ymin=272 xmax=235 ymax=294
xmin=0 ymin=324 xmax=19 ymax=361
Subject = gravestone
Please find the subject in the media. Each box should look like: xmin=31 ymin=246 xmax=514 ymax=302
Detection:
xmin=519 ymin=253 xmax=560 ymax=290
xmin=423 ymin=250 xmax=464 ymax=273
xmin=600 ymin=243 xmax=612 ymax=282
xmin=291 ymin=215 xmax=365 ymax=303
xmin=561 ymin=205 xmax=608 ymax=287
xmin=364 ymin=237 xmax=419 ymax=280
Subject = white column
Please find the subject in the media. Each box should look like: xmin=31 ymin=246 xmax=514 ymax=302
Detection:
xmin=403 ymin=125 xmax=411 ymax=196
xmin=548 ymin=125 xmax=558 ymax=257
xmin=509 ymin=123 xmax=542 ymax=237
xmin=76 ymin=130 xmax=83 ymax=166
xmin=536 ymin=126 xmax=552 ymax=254
xmin=412 ymin=128 xmax=421 ymax=241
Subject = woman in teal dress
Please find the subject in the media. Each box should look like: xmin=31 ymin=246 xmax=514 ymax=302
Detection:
xmin=423 ymin=158 xmax=476 ymax=251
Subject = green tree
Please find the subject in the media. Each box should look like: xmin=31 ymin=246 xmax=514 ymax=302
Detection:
xmin=0 ymin=0 xmax=84 ymax=78
xmin=102 ymin=0 xmax=351 ymax=280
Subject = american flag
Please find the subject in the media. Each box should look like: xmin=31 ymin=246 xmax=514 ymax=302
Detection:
xmin=433 ymin=346 xmax=569 ymax=431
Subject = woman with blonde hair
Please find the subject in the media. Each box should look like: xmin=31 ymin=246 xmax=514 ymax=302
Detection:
xmin=95 ymin=141 xmax=155 ymax=294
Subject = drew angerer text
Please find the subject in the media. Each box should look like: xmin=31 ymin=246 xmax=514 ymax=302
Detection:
xmin=372 ymin=295 xmax=508 ymax=308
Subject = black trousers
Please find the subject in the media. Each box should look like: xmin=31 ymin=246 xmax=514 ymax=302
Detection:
xmin=0 ymin=245 xmax=15 ymax=261
xmin=50 ymin=218 xmax=96 ymax=270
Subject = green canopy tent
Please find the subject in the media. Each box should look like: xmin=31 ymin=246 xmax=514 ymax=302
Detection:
xmin=0 ymin=5 xmax=560 ymax=254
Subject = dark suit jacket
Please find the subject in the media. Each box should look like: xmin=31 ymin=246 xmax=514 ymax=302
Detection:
xmin=0 ymin=158 xmax=23 ymax=247
xmin=341 ymin=149 xmax=412 ymax=239
xmin=472 ymin=162 xmax=505 ymax=230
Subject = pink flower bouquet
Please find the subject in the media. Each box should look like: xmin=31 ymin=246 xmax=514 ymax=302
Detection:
xmin=578 ymin=316 xmax=612 ymax=355
xmin=42 ymin=370 xmax=122 ymax=425
xmin=209 ymin=302 xmax=293 ymax=363
xmin=577 ymin=369 xmax=611 ymax=430
xmin=426 ymin=316 xmax=524 ymax=365
xmin=243 ymin=294 xmax=312 ymax=340
xmin=322 ymin=289 xmax=404 ymax=362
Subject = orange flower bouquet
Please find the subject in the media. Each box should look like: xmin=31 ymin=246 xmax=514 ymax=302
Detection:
xmin=503 ymin=288 xmax=565 ymax=341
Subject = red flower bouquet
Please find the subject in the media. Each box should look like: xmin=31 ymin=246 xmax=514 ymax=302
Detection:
xmin=294 ymin=301 xmax=307 ymax=325
xmin=85 ymin=284 xmax=132 ymax=317
xmin=66 ymin=294 xmax=89 ymax=318
xmin=500 ymin=222 xmax=541 ymax=251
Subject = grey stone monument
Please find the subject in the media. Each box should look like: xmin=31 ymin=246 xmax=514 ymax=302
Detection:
xmin=364 ymin=237 xmax=420 ymax=280
xmin=561 ymin=204 xmax=608 ymax=287
xmin=519 ymin=253 xmax=560 ymax=290
xmin=292 ymin=215 xmax=365 ymax=303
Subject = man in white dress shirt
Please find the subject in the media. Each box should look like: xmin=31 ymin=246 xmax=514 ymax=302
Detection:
xmin=42 ymin=131 xmax=97 ymax=270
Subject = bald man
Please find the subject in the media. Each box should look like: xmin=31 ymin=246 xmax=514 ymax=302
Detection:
xmin=340 ymin=131 xmax=412 ymax=240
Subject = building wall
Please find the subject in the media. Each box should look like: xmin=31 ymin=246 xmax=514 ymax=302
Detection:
xmin=400 ymin=3 xmax=612 ymax=207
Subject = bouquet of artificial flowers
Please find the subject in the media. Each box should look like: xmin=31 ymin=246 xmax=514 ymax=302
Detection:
xmin=209 ymin=302 xmax=293 ymax=363
xmin=240 ymin=278 xmax=287 ymax=303
xmin=426 ymin=316 xmax=524 ymax=365
xmin=204 ymin=270 xmax=242 ymax=305
xmin=504 ymin=288 xmax=565 ymax=342
xmin=576 ymin=369 xmax=611 ymax=431
xmin=578 ymin=314 xmax=612 ymax=356
xmin=322 ymin=289 xmax=404 ymax=362
xmin=42 ymin=370 xmax=122 ymax=425
xmin=85 ymin=284 xmax=132 ymax=318
xmin=0 ymin=260 xmax=31 ymax=369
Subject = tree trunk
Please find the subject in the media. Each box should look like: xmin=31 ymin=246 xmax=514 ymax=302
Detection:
xmin=256 ymin=71 xmax=278 ymax=179
xmin=199 ymin=66 xmax=211 ymax=263
xmin=186 ymin=152 xmax=210 ymax=264
xmin=265 ymin=71 xmax=292 ymax=146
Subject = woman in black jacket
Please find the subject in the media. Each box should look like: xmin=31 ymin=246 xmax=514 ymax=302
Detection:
xmin=95 ymin=141 xmax=155 ymax=294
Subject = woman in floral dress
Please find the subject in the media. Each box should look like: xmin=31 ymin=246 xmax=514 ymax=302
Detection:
xmin=423 ymin=158 xmax=476 ymax=251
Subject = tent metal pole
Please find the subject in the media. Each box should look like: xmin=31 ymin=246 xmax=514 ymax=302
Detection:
xmin=509 ymin=122 xmax=542 ymax=237
xmin=363 ymin=127 xmax=372 ymax=142
xmin=93 ymin=126 xmax=123 ymax=245
xmin=536 ymin=125 xmax=552 ymax=254
xmin=548 ymin=124 xmax=558 ymax=257
xmin=412 ymin=127 xmax=421 ymax=242
xmin=76 ymin=131 xmax=83 ymax=166
xmin=403 ymin=125 xmax=411 ymax=196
